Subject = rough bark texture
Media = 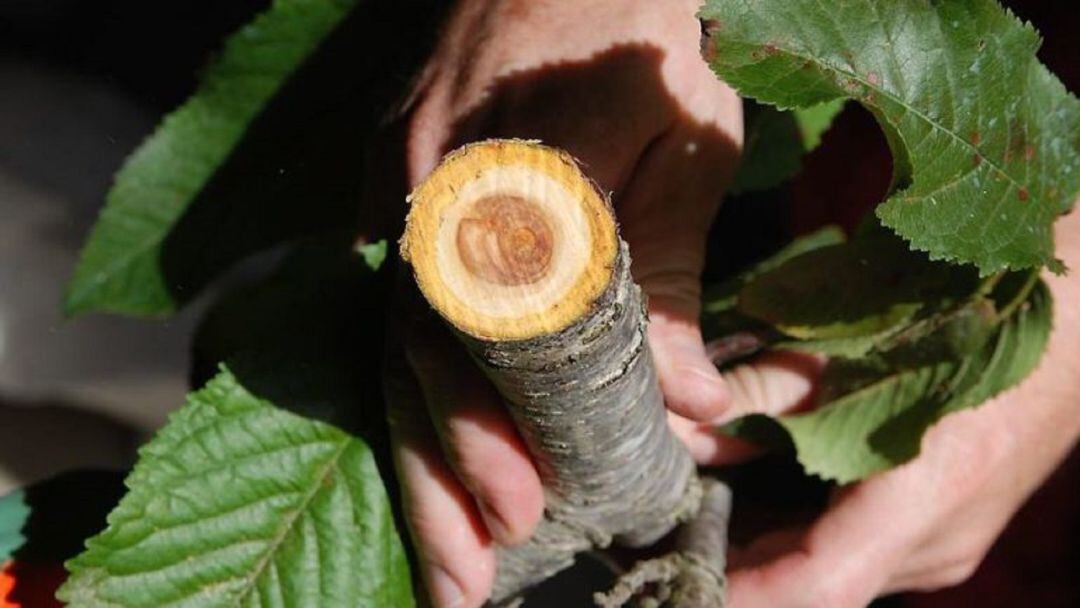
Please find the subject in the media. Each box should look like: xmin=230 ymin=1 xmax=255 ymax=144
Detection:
xmin=404 ymin=140 xmax=714 ymax=605
xmin=456 ymin=242 xmax=701 ymax=604
xmin=594 ymin=478 xmax=731 ymax=607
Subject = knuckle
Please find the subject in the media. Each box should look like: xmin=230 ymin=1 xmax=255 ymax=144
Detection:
xmin=454 ymin=447 xmax=542 ymax=537
xmin=421 ymin=557 xmax=493 ymax=608
xmin=457 ymin=566 xmax=495 ymax=608
xmin=807 ymin=582 xmax=860 ymax=608
xmin=438 ymin=418 xmax=487 ymax=466
xmin=402 ymin=501 xmax=443 ymax=552
xmin=940 ymin=560 xmax=981 ymax=587
xmin=803 ymin=560 xmax=878 ymax=608
xmin=909 ymin=545 xmax=990 ymax=591
xmin=940 ymin=545 xmax=989 ymax=586
xmin=920 ymin=560 xmax=981 ymax=590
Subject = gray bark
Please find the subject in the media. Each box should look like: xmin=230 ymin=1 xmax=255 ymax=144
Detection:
xmin=453 ymin=242 xmax=702 ymax=605
xmin=593 ymin=478 xmax=732 ymax=607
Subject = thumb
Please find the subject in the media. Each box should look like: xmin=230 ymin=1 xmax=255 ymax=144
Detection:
xmin=619 ymin=124 xmax=740 ymax=422
xmin=669 ymin=350 xmax=825 ymax=466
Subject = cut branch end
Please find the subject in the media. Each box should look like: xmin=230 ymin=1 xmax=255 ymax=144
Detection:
xmin=402 ymin=139 xmax=619 ymax=340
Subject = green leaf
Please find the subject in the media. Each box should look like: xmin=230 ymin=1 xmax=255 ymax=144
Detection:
xmin=0 ymin=490 xmax=29 ymax=562
xmin=192 ymin=236 xmax=391 ymax=434
xmin=736 ymin=232 xmax=955 ymax=340
xmin=701 ymin=226 xmax=846 ymax=350
xmin=784 ymin=288 xmax=996 ymax=360
xmin=730 ymin=100 xmax=845 ymax=194
xmin=703 ymin=225 xmax=845 ymax=317
xmin=730 ymin=103 xmax=802 ymax=194
xmin=945 ymin=279 xmax=1051 ymax=414
xmin=774 ymin=332 xmax=890 ymax=360
xmin=780 ymin=359 xmax=960 ymax=482
xmin=730 ymin=279 xmax=1051 ymax=482
xmin=64 ymin=0 xmax=361 ymax=316
xmin=703 ymin=0 xmax=1080 ymax=274
xmin=58 ymin=368 xmax=413 ymax=608
xmin=877 ymin=298 xmax=998 ymax=362
xmin=356 ymin=239 xmax=389 ymax=272
xmin=795 ymin=99 xmax=846 ymax=151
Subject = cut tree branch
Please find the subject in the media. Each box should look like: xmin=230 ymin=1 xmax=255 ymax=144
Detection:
xmin=403 ymin=140 xmax=725 ymax=605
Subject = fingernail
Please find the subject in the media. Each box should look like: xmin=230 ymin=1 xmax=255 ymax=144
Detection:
xmin=428 ymin=565 xmax=464 ymax=608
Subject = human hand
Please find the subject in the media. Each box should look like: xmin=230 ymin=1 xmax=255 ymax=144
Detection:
xmin=380 ymin=0 xmax=743 ymax=605
xmin=724 ymin=378 xmax=1080 ymax=607
xmin=718 ymin=212 xmax=1080 ymax=607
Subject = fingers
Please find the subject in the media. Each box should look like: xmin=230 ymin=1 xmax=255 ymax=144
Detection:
xmin=404 ymin=38 xmax=744 ymax=428
xmin=721 ymin=351 xmax=825 ymax=420
xmin=483 ymin=51 xmax=673 ymax=192
xmin=385 ymin=281 xmax=544 ymax=608
xmin=484 ymin=71 xmax=740 ymax=424
xmin=667 ymin=409 xmax=762 ymax=464
xmin=616 ymin=124 xmax=739 ymax=422
xmin=403 ymin=318 xmax=545 ymax=546
xmin=728 ymin=393 xmax=1036 ymax=606
xmin=666 ymin=350 xmax=824 ymax=466
xmin=647 ymin=302 xmax=730 ymax=421
xmin=385 ymin=347 xmax=495 ymax=608
xmin=408 ymin=45 xmax=673 ymax=193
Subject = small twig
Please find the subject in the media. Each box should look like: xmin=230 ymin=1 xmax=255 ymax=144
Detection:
xmin=995 ymin=270 xmax=1040 ymax=321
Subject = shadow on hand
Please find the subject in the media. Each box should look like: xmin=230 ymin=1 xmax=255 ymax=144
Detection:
xmin=370 ymin=45 xmax=746 ymax=397
xmin=369 ymin=42 xmax=742 ymax=243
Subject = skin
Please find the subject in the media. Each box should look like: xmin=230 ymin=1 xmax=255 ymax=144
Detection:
xmin=380 ymin=1 xmax=1080 ymax=606
xmin=387 ymin=1 xmax=743 ymax=605
xmin=716 ymin=211 xmax=1080 ymax=608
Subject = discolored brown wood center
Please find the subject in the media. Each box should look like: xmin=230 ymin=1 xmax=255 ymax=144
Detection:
xmin=456 ymin=195 xmax=554 ymax=285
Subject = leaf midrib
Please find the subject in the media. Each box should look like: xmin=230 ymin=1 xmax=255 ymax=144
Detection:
xmin=724 ymin=34 xmax=1028 ymax=195
xmin=65 ymin=1 xmax=354 ymax=315
xmin=233 ymin=437 xmax=350 ymax=606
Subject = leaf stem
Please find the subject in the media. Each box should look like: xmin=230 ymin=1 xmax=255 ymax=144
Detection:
xmin=996 ymin=271 xmax=1041 ymax=321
